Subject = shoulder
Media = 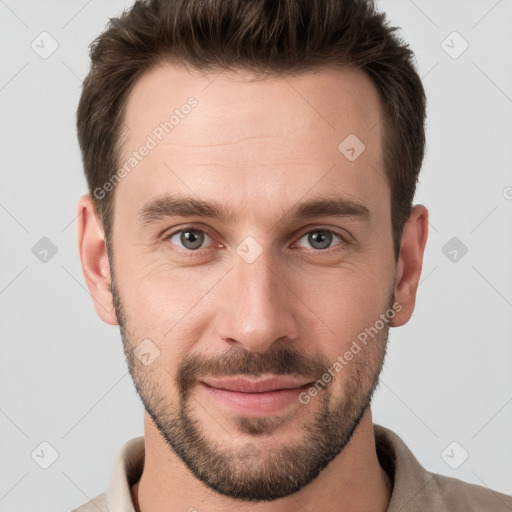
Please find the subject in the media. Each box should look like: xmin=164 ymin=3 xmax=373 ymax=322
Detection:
xmin=71 ymin=492 xmax=108 ymax=512
xmin=428 ymin=472 xmax=512 ymax=511
xmin=373 ymin=424 xmax=512 ymax=511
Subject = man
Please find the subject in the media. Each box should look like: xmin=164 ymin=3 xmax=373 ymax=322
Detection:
xmin=73 ymin=0 xmax=512 ymax=511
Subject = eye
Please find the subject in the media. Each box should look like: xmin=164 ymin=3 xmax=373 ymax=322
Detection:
xmin=295 ymin=229 xmax=345 ymax=250
xmin=168 ymin=228 xmax=212 ymax=251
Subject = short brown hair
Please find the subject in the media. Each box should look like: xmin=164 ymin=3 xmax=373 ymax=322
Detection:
xmin=76 ymin=0 xmax=426 ymax=260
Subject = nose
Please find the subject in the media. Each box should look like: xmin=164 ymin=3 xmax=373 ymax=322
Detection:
xmin=213 ymin=245 xmax=299 ymax=353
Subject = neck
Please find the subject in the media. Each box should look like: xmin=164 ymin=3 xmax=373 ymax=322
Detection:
xmin=131 ymin=407 xmax=392 ymax=512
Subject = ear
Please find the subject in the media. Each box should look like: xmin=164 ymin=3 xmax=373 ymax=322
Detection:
xmin=390 ymin=204 xmax=429 ymax=327
xmin=76 ymin=194 xmax=118 ymax=325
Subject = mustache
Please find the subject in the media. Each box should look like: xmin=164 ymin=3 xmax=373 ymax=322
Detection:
xmin=176 ymin=346 xmax=332 ymax=397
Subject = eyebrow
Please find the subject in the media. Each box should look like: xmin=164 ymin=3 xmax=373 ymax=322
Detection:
xmin=137 ymin=193 xmax=371 ymax=227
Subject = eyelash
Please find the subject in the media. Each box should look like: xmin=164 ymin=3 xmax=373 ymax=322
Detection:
xmin=163 ymin=226 xmax=350 ymax=254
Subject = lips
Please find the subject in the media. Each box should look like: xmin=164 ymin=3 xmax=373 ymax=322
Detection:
xmin=201 ymin=376 xmax=313 ymax=393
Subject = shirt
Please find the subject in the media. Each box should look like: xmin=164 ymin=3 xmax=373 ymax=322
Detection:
xmin=72 ymin=424 xmax=512 ymax=511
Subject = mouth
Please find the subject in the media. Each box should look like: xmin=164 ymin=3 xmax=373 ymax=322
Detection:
xmin=199 ymin=376 xmax=314 ymax=416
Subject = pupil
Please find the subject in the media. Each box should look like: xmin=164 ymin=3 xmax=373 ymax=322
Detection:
xmin=309 ymin=230 xmax=332 ymax=249
xmin=181 ymin=230 xmax=204 ymax=250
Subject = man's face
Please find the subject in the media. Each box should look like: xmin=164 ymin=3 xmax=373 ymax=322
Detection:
xmin=109 ymin=63 xmax=397 ymax=501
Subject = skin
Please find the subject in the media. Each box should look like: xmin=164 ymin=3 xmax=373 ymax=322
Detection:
xmin=77 ymin=62 xmax=428 ymax=512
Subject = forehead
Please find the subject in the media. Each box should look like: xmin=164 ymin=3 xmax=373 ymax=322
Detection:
xmin=117 ymin=62 xmax=387 ymax=222
xmin=122 ymin=62 xmax=383 ymax=146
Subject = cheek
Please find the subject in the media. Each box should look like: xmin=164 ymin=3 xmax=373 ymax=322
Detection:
xmin=116 ymin=251 xmax=210 ymax=317
xmin=114 ymin=260 xmax=223 ymax=359
xmin=294 ymin=263 xmax=391 ymax=339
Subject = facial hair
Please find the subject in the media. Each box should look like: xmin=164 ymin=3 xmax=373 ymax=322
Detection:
xmin=110 ymin=265 xmax=391 ymax=502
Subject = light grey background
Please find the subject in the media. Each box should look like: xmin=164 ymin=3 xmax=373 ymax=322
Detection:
xmin=1 ymin=1 xmax=511 ymax=511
